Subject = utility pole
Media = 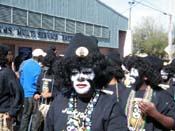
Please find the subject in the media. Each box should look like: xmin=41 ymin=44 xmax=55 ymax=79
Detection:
xmin=164 ymin=0 xmax=174 ymax=61
xmin=123 ymin=0 xmax=135 ymax=57
xmin=164 ymin=13 xmax=174 ymax=61
xmin=128 ymin=1 xmax=135 ymax=30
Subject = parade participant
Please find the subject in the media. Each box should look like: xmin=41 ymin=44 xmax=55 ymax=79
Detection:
xmin=159 ymin=64 xmax=175 ymax=89
xmin=170 ymin=59 xmax=175 ymax=86
xmin=19 ymin=48 xmax=46 ymax=131
xmin=0 ymin=44 xmax=23 ymax=131
xmin=120 ymin=56 xmax=175 ymax=131
xmin=122 ymin=55 xmax=139 ymax=88
xmin=104 ymin=50 xmax=126 ymax=102
xmin=159 ymin=63 xmax=175 ymax=101
xmin=44 ymin=33 xmax=128 ymax=131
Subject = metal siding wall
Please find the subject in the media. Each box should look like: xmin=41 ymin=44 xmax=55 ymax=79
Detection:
xmin=95 ymin=2 xmax=120 ymax=48
xmin=0 ymin=0 xmax=128 ymax=48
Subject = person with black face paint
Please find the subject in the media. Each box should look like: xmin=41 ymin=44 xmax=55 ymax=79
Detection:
xmin=159 ymin=63 xmax=175 ymax=102
xmin=120 ymin=55 xmax=175 ymax=131
xmin=44 ymin=33 xmax=128 ymax=131
xmin=104 ymin=50 xmax=126 ymax=102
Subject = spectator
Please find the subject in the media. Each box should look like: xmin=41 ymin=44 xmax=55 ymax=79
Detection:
xmin=19 ymin=48 xmax=46 ymax=131
xmin=0 ymin=44 xmax=23 ymax=131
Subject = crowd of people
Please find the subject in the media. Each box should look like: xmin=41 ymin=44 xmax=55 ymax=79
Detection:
xmin=1 ymin=33 xmax=175 ymax=131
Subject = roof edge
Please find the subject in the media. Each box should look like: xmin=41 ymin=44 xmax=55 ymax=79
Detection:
xmin=96 ymin=0 xmax=128 ymax=20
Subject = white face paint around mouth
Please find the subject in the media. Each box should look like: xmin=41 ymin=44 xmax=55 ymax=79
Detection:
xmin=70 ymin=68 xmax=95 ymax=94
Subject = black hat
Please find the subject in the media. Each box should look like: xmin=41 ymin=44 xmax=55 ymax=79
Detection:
xmin=107 ymin=50 xmax=122 ymax=66
xmin=143 ymin=55 xmax=163 ymax=72
xmin=64 ymin=33 xmax=99 ymax=58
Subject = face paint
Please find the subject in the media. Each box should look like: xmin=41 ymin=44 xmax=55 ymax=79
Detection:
xmin=128 ymin=68 xmax=139 ymax=84
xmin=160 ymin=70 xmax=169 ymax=80
xmin=71 ymin=68 xmax=95 ymax=94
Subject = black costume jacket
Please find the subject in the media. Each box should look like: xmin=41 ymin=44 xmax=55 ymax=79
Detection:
xmin=104 ymin=82 xmax=127 ymax=102
xmin=36 ymin=72 xmax=54 ymax=94
xmin=120 ymin=87 xmax=175 ymax=131
xmin=44 ymin=90 xmax=128 ymax=131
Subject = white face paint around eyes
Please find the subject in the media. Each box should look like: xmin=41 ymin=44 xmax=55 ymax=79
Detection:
xmin=130 ymin=68 xmax=139 ymax=77
xmin=71 ymin=68 xmax=95 ymax=81
xmin=160 ymin=70 xmax=169 ymax=80
xmin=70 ymin=68 xmax=95 ymax=94
xmin=128 ymin=68 xmax=139 ymax=84
xmin=161 ymin=70 xmax=168 ymax=76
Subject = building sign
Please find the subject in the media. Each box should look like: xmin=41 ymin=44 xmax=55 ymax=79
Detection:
xmin=0 ymin=23 xmax=74 ymax=43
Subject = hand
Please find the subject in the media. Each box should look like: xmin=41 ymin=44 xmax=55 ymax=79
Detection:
xmin=138 ymin=101 xmax=158 ymax=118
xmin=41 ymin=92 xmax=52 ymax=98
xmin=34 ymin=94 xmax=40 ymax=101
xmin=5 ymin=113 xmax=12 ymax=120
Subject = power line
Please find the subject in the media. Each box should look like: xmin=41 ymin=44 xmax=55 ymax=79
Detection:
xmin=142 ymin=0 xmax=160 ymax=10
xmin=121 ymin=0 xmax=143 ymax=14
xmin=121 ymin=0 xmax=172 ymax=16
xmin=133 ymin=0 xmax=172 ymax=16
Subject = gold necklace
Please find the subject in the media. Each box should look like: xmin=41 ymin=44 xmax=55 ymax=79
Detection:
xmin=125 ymin=86 xmax=153 ymax=131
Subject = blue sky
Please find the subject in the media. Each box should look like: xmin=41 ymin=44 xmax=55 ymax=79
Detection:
xmin=100 ymin=0 xmax=173 ymax=30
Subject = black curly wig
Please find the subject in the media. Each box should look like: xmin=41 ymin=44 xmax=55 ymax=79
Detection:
xmin=129 ymin=56 xmax=161 ymax=90
xmin=122 ymin=55 xmax=138 ymax=71
xmin=106 ymin=50 xmax=124 ymax=81
xmin=161 ymin=64 xmax=175 ymax=82
xmin=53 ymin=52 xmax=111 ymax=93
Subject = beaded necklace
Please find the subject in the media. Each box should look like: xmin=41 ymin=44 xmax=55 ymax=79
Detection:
xmin=115 ymin=83 xmax=119 ymax=102
xmin=125 ymin=86 xmax=153 ymax=131
xmin=66 ymin=89 xmax=100 ymax=131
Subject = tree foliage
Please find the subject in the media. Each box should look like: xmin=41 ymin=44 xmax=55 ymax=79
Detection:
xmin=133 ymin=17 xmax=168 ymax=58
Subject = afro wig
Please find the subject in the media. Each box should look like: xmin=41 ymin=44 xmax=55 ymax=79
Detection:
xmin=130 ymin=56 xmax=161 ymax=89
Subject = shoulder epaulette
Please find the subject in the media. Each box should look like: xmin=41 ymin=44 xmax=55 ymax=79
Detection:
xmin=158 ymin=84 xmax=170 ymax=90
xmin=101 ymin=89 xmax=114 ymax=95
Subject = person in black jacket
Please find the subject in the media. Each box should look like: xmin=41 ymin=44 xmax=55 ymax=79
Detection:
xmin=0 ymin=44 xmax=23 ymax=131
xmin=44 ymin=33 xmax=128 ymax=131
xmin=158 ymin=62 xmax=175 ymax=105
xmin=31 ymin=48 xmax=58 ymax=131
xmin=104 ymin=50 xmax=126 ymax=102
xmin=120 ymin=55 xmax=175 ymax=131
